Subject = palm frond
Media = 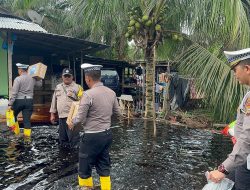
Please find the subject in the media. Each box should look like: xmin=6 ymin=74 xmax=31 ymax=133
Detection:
xmin=177 ymin=43 xmax=247 ymax=121
xmin=187 ymin=0 xmax=250 ymax=48
xmin=70 ymin=0 xmax=133 ymax=43
xmin=175 ymin=0 xmax=250 ymax=121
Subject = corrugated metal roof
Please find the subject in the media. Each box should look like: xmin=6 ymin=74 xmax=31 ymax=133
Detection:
xmin=14 ymin=31 xmax=108 ymax=54
xmin=0 ymin=17 xmax=47 ymax=33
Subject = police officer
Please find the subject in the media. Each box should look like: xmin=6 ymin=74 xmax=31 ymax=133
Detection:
xmin=50 ymin=68 xmax=83 ymax=149
xmin=8 ymin=63 xmax=42 ymax=137
xmin=208 ymin=48 xmax=250 ymax=190
xmin=69 ymin=63 xmax=121 ymax=190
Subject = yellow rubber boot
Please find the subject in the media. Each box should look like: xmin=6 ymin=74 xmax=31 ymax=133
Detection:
xmin=23 ymin=128 xmax=31 ymax=137
xmin=78 ymin=176 xmax=94 ymax=188
xmin=100 ymin=176 xmax=111 ymax=190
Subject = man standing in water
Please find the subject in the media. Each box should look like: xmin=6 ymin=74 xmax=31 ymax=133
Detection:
xmin=8 ymin=63 xmax=42 ymax=137
xmin=69 ymin=63 xmax=121 ymax=190
xmin=50 ymin=68 xmax=83 ymax=149
xmin=209 ymin=48 xmax=250 ymax=190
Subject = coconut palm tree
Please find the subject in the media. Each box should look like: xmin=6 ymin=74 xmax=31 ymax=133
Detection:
xmin=70 ymin=0 xmax=250 ymax=120
xmin=2 ymin=0 xmax=249 ymax=121
xmin=70 ymin=0 xmax=183 ymax=118
xmin=176 ymin=0 xmax=250 ymax=121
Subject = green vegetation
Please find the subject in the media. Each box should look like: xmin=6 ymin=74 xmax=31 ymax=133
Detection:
xmin=1 ymin=0 xmax=249 ymax=121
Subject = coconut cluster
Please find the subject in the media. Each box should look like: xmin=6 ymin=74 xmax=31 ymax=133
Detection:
xmin=125 ymin=7 xmax=163 ymax=42
xmin=171 ymin=33 xmax=183 ymax=41
xmin=126 ymin=6 xmax=184 ymax=43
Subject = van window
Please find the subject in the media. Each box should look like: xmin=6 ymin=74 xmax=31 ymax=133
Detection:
xmin=101 ymin=70 xmax=117 ymax=76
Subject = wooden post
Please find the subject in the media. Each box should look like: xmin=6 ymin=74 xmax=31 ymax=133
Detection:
xmin=73 ymin=54 xmax=76 ymax=80
xmin=68 ymin=55 xmax=70 ymax=69
xmin=127 ymin=101 xmax=130 ymax=119
xmin=152 ymin=46 xmax=156 ymax=120
xmin=7 ymin=32 xmax=13 ymax=97
xmin=121 ymin=67 xmax=125 ymax=93
xmin=142 ymin=65 xmax=145 ymax=114
xmin=81 ymin=51 xmax=84 ymax=87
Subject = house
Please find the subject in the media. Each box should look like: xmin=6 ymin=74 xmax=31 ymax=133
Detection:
xmin=0 ymin=7 xmax=131 ymax=123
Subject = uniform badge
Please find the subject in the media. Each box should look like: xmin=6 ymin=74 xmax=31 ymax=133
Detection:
xmin=244 ymin=97 xmax=250 ymax=114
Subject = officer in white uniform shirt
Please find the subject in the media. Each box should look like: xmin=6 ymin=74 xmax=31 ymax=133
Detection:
xmin=50 ymin=68 xmax=83 ymax=149
xmin=8 ymin=63 xmax=42 ymax=137
xmin=69 ymin=63 xmax=121 ymax=190
xmin=208 ymin=48 xmax=250 ymax=190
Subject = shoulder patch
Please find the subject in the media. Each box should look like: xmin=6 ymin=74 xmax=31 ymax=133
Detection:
xmin=244 ymin=97 xmax=250 ymax=114
xmin=83 ymin=92 xmax=93 ymax=106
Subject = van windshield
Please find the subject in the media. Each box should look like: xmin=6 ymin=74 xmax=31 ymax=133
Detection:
xmin=101 ymin=70 xmax=117 ymax=76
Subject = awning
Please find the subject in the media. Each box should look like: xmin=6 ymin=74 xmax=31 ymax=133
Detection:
xmin=82 ymin=55 xmax=131 ymax=67
xmin=0 ymin=7 xmax=108 ymax=55
xmin=0 ymin=17 xmax=47 ymax=33
xmin=11 ymin=31 xmax=108 ymax=54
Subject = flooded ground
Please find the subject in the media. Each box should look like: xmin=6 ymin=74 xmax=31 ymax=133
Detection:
xmin=0 ymin=119 xmax=232 ymax=190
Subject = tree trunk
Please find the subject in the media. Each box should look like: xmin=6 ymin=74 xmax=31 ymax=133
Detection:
xmin=144 ymin=41 xmax=156 ymax=118
xmin=117 ymin=35 xmax=127 ymax=60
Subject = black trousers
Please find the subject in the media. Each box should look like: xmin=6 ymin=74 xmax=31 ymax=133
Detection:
xmin=79 ymin=129 xmax=112 ymax=179
xmin=58 ymin=118 xmax=80 ymax=148
xmin=228 ymin=162 xmax=250 ymax=190
xmin=12 ymin=99 xmax=33 ymax=129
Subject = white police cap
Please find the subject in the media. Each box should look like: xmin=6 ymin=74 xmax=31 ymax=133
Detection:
xmin=16 ymin=63 xmax=29 ymax=69
xmin=80 ymin=63 xmax=103 ymax=72
xmin=224 ymin=48 xmax=250 ymax=68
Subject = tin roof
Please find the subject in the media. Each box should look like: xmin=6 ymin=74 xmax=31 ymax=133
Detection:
xmin=0 ymin=7 xmax=107 ymax=54
xmin=0 ymin=17 xmax=47 ymax=33
xmin=13 ymin=31 xmax=108 ymax=54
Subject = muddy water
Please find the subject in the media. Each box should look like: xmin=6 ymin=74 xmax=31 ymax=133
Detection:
xmin=0 ymin=120 xmax=232 ymax=190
